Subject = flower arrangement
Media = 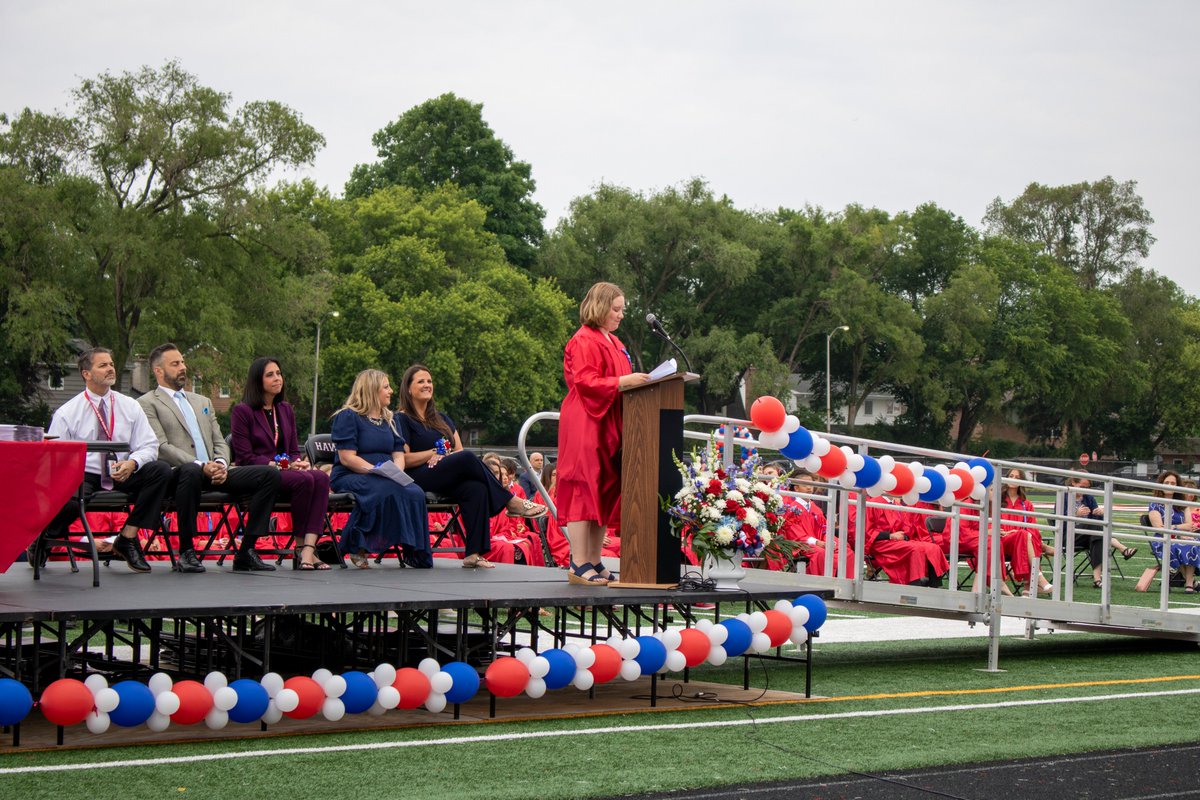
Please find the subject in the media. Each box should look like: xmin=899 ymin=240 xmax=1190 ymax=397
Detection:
xmin=665 ymin=437 xmax=798 ymax=566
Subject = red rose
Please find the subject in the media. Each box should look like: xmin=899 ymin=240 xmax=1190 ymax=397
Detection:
xmin=725 ymin=499 xmax=740 ymax=514
xmin=706 ymin=480 xmax=724 ymax=496
xmin=765 ymin=512 xmax=778 ymax=525
xmin=736 ymin=507 xmax=747 ymax=520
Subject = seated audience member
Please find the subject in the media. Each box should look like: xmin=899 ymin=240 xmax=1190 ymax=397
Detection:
xmin=517 ymin=452 xmax=545 ymax=501
xmin=139 ymin=344 xmax=282 ymax=573
xmin=846 ymin=493 xmax=949 ymax=587
xmin=1000 ymin=469 xmax=1053 ymax=596
xmin=1059 ymin=472 xmax=1134 ymax=588
xmin=230 ymin=357 xmax=332 ymax=571
xmin=1148 ymin=470 xmax=1200 ymax=593
xmin=328 ymin=369 xmax=430 ymax=569
xmin=39 ymin=347 xmax=172 ymax=572
xmin=482 ymin=457 xmax=546 ymax=566
xmin=759 ymin=465 xmax=853 ymax=576
xmin=395 ymin=365 xmax=546 ymax=569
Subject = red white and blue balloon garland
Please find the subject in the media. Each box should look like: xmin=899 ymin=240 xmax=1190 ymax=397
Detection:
xmin=0 ymin=596 xmax=827 ymax=733
xmin=749 ymin=396 xmax=995 ymax=506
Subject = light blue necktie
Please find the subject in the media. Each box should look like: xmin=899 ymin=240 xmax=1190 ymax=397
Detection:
xmin=174 ymin=390 xmax=210 ymax=462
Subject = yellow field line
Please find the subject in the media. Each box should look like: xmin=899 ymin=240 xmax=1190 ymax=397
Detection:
xmin=816 ymin=674 xmax=1200 ymax=703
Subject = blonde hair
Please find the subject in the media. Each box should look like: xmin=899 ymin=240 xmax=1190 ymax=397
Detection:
xmin=335 ymin=369 xmax=395 ymax=427
xmin=579 ymin=282 xmax=625 ymax=328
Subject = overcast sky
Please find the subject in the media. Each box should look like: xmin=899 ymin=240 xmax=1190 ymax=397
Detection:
xmin=3 ymin=1 xmax=1197 ymax=296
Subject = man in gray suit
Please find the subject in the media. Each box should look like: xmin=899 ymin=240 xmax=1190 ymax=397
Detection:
xmin=139 ymin=343 xmax=281 ymax=573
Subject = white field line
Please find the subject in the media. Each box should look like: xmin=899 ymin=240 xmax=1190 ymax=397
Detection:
xmin=2 ymin=687 xmax=1199 ymax=775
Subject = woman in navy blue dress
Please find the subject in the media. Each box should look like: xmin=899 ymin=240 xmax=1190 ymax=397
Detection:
xmin=396 ymin=364 xmax=546 ymax=569
xmin=330 ymin=369 xmax=430 ymax=568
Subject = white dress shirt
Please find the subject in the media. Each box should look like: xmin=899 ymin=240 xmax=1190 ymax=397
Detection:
xmin=47 ymin=388 xmax=161 ymax=475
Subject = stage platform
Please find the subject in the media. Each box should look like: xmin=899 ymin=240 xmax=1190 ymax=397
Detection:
xmin=0 ymin=560 xmax=818 ymax=707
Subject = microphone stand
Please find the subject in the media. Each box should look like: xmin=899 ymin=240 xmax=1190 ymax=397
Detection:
xmin=650 ymin=327 xmax=694 ymax=374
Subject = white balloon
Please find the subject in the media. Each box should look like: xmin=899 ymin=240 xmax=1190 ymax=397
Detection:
xmin=260 ymin=672 xmax=285 ymax=697
xmin=84 ymin=674 xmax=109 ymax=693
xmin=940 ymin=491 xmax=957 ymax=507
xmin=954 ymin=461 xmax=968 ymax=471
xmin=747 ymin=611 xmax=768 ymax=633
xmin=945 ymin=475 xmax=962 ymax=493
xmin=148 ymin=672 xmax=173 ymax=696
xmin=213 ymin=686 xmax=238 ymax=712
xmin=877 ymin=455 xmax=896 ymax=473
xmin=908 ymin=461 xmax=925 ymax=478
xmin=573 ymin=648 xmax=596 ymax=670
xmin=619 ymin=661 xmax=642 ymax=681
xmin=373 ymin=663 xmax=397 ymax=689
xmin=273 ymin=688 xmax=299 ymax=714
xmin=665 ymin=650 xmax=688 ymax=672
xmin=694 ymin=618 xmax=713 ymax=632
xmin=86 ymin=710 xmax=110 ymax=734
xmin=311 ymin=668 xmax=333 ymax=687
xmin=706 ymin=625 xmax=728 ymax=646
xmin=971 ymin=484 xmax=987 ymax=501
xmin=751 ymin=632 xmax=772 ymax=653
xmin=366 ymin=702 xmax=386 ymax=717
xmin=606 ymin=635 xmax=624 ymax=650
xmin=562 ymin=643 xmax=580 ymax=656
xmin=838 ymin=473 xmax=856 ymax=489
xmin=915 ymin=477 xmax=932 ymax=494
xmin=94 ymin=687 xmax=119 ymax=713
xmin=879 ymin=474 xmax=897 ymax=493
xmin=376 ymin=685 xmax=400 ymax=710
xmin=525 ymin=678 xmax=547 ymax=699
xmin=528 ymin=656 xmax=551 ymax=680
xmin=514 ymin=648 xmax=537 ymax=666
xmin=424 ymin=692 xmax=447 ymax=714
xmin=839 ymin=445 xmax=855 ymax=461
xmin=865 ymin=484 xmax=886 ymax=498
xmin=430 ymin=671 xmax=454 ymax=695
xmin=773 ymin=599 xmax=793 ymax=613
xmin=736 ymin=612 xmax=752 ymax=623
xmin=260 ymin=700 xmax=283 ymax=725
xmin=203 ymin=672 xmax=228 ymax=692
xmin=811 ymin=437 xmax=831 ymax=457
xmin=619 ymin=639 xmax=641 ymax=660
xmin=155 ymin=691 xmax=180 ymax=716
xmin=970 ymin=465 xmax=987 ymax=482
xmin=572 ymin=669 xmax=595 ymax=691
xmin=789 ymin=629 xmax=809 ymax=646
xmin=418 ymin=657 xmax=442 ymax=676
xmin=323 ymin=675 xmax=347 ymax=699
xmin=789 ymin=606 xmax=810 ymax=627
xmin=902 ymin=491 xmax=920 ymax=506
xmin=659 ymin=630 xmax=682 ymax=651
xmin=321 ymin=698 xmax=345 ymax=722
xmin=933 ymin=464 xmax=950 ymax=476
xmin=758 ymin=429 xmax=790 ymax=450
xmin=204 ymin=709 xmax=229 ymax=730
xmin=707 ymin=647 xmax=728 ymax=667
xmin=847 ymin=454 xmax=865 ymax=473
xmin=146 ymin=711 xmax=170 ymax=732
xmin=802 ymin=454 xmax=823 ymax=473
xmin=781 ymin=415 xmax=800 ymax=434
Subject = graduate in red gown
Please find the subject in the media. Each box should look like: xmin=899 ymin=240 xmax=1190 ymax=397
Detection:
xmin=999 ymin=469 xmax=1053 ymax=595
xmin=759 ymin=466 xmax=855 ymax=577
xmin=846 ymin=494 xmax=948 ymax=586
xmin=556 ymin=282 xmax=649 ymax=585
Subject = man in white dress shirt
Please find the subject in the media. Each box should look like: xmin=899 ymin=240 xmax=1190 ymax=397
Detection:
xmin=40 ymin=348 xmax=172 ymax=572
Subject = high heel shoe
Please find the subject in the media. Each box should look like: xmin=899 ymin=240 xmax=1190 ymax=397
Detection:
xmin=567 ymin=561 xmax=608 ymax=586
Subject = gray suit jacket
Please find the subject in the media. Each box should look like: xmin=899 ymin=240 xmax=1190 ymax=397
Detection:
xmin=138 ymin=387 xmax=231 ymax=467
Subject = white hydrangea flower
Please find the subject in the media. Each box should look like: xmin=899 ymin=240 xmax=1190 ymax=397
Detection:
xmin=750 ymin=496 xmax=765 ymax=512
xmin=743 ymin=508 xmax=761 ymax=528
xmin=715 ymin=526 xmax=735 ymax=545
xmin=676 ymin=485 xmax=694 ymax=500
xmin=726 ymin=490 xmax=744 ymax=503
xmin=735 ymin=478 xmax=751 ymax=493
xmin=702 ymin=505 xmax=722 ymax=521
xmin=752 ymin=481 xmax=771 ymax=494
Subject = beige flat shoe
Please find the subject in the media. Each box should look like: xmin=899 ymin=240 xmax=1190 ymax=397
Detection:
xmin=462 ymin=554 xmax=496 ymax=569
xmin=349 ymin=551 xmax=371 ymax=569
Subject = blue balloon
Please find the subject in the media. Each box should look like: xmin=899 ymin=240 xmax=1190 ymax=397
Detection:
xmin=853 ymin=455 xmax=882 ymax=488
xmin=442 ymin=661 xmax=481 ymax=704
xmin=540 ymin=650 xmax=577 ymax=691
xmin=0 ymin=678 xmax=33 ymax=726
xmin=719 ymin=618 xmax=753 ymax=657
xmin=780 ymin=427 xmax=814 ymax=460
xmin=918 ymin=468 xmax=947 ymax=503
xmin=793 ymin=594 xmax=828 ymax=632
xmin=227 ymin=679 xmax=270 ymax=724
xmin=632 ymin=636 xmax=667 ymax=675
xmin=967 ymin=457 xmax=995 ymax=487
xmin=340 ymin=671 xmax=377 ymax=714
xmin=108 ymin=680 xmax=155 ymax=727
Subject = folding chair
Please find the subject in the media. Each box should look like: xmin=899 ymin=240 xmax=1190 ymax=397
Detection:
xmin=304 ymin=433 xmax=354 ymax=566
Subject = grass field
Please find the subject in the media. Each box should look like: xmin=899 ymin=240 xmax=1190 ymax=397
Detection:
xmin=3 ymin=630 xmax=1197 ymax=800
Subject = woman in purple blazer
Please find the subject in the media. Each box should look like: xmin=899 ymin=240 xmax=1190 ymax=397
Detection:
xmin=231 ymin=357 xmax=331 ymax=570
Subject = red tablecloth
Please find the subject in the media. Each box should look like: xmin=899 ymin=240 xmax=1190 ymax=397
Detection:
xmin=0 ymin=440 xmax=86 ymax=572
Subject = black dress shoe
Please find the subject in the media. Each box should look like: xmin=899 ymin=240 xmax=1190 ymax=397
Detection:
xmin=112 ymin=535 xmax=151 ymax=573
xmin=174 ymin=549 xmax=206 ymax=574
xmin=232 ymin=547 xmax=276 ymax=572
xmin=27 ymin=536 xmax=48 ymax=569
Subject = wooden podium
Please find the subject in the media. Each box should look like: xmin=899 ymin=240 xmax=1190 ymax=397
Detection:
xmin=610 ymin=372 xmax=698 ymax=588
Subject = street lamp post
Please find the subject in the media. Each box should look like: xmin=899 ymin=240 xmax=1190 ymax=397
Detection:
xmin=311 ymin=311 xmax=339 ymax=437
xmin=826 ymin=325 xmax=850 ymax=432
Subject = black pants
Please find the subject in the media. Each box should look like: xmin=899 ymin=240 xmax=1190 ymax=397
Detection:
xmin=170 ymin=463 xmax=281 ymax=551
xmin=43 ymin=460 xmax=173 ymax=538
xmin=1074 ymin=527 xmax=1106 ymax=568
xmin=411 ymin=450 xmax=511 ymax=557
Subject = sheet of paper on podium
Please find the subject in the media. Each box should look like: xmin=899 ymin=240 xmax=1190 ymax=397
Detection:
xmin=647 ymin=358 xmax=677 ymax=381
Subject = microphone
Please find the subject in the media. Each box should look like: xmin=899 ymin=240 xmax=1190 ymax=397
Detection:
xmin=644 ymin=312 xmax=693 ymax=373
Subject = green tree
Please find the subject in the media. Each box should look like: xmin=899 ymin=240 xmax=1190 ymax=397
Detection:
xmin=983 ymin=177 xmax=1154 ymax=290
xmin=345 ymin=93 xmax=544 ymax=268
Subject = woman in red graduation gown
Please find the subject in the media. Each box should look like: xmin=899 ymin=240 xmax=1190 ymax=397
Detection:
xmin=556 ymin=282 xmax=650 ymax=585
xmin=846 ymin=494 xmax=948 ymax=586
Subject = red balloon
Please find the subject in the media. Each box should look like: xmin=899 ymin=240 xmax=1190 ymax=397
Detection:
xmin=588 ymin=644 xmax=622 ymax=684
xmin=392 ymin=668 xmax=432 ymax=709
xmin=950 ymin=468 xmax=975 ymax=501
xmin=888 ymin=463 xmax=915 ymax=496
xmin=282 ymin=676 xmax=324 ymax=720
xmin=39 ymin=679 xmax=93 ymax=726
xmin=817 ymin=447 xmax=848 ymax=479
xmin=750 ymin=396 xmax=786 ymax=433
xmin=677 ymin=628 xmax=711 ymax=668
xmin=485 ymin=657 xmax=530 ymax=698
xmin=170 ymin=680 xmax=214 ymax=725
xmin=762 ymin=610 xmax=793 ymax=648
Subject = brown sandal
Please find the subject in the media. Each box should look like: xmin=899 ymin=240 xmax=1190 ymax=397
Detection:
xmin=507 ymin=498 xmax=549 ymax=519
xmin=463 ymin=554 xmax=496 ymax=569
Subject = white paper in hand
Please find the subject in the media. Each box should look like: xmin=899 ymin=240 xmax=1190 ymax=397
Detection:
xmin=371 ymin=460 xmax=414 ymax=487
xmin=648 ymin=358 xmax=678 ymax=381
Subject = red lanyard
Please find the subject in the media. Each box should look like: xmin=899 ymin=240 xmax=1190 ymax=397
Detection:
xmin=84 ymin=392 xmax=116 ymax=441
